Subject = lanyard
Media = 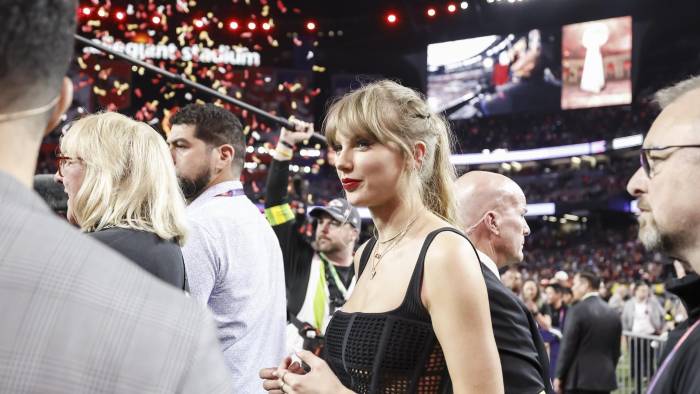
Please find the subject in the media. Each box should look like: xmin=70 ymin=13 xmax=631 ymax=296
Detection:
xmin=319 ymin=252 xmax=350 ymax=298
xmin=215 ymin=188 xmax=246 ymax=198
xmin=647 ymin=318 xmax=700 ymax=393
xmin=311 ymin=253 xmax=351 ymax=330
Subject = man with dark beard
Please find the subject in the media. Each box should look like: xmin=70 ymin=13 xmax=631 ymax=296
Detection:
xmin=264 ymin=121 xmax=360 ymax=354
xmin=168 ymin=103 xmax=287 ymax=392
xmin=626 ymin=75 xmax=700 ymax=394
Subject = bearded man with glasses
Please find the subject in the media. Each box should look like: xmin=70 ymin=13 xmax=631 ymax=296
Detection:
xmin=627 ymin=75 xmax=700 ymax=394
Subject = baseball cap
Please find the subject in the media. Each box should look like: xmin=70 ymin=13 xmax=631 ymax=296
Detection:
xmin=309 ymin=198 xmax=361 ymax=229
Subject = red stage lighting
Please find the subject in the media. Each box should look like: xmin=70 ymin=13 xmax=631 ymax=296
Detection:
xmin=427 ymin=8 xmax=436 ymax=17
xmin=386 ymin=13 xmax=398 ymax=24
xmin=447 ymin=3 xmax=457 ymax=12
xmin=151 ymin=15 xmax=161 ymax=24
xmin=228 ymin=20 xmax=239 ymax=30
xmin=262 ymin=22 xmax=271 ymax=31
xmin=193 ymin=18 xmax=204 ymax=28
xmin=115 ymin=11 xmax=125 ymax=21
xmin=247 ymin=21 xmax=257 ymax=30
xmin=81 ymin=7 xmax=91 ymax=16
xmin=306 ymin=21 xmax=316 ymax=31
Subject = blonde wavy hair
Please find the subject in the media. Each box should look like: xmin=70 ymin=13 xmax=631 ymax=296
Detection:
xmin=323 ymin=80 xmax=457 ymax=223
xmin=60 ymin=112 xmax=187 ymax=245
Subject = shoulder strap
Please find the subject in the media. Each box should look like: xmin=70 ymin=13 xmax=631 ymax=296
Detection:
xmin=404 ymin=227 xmax=480 ymax=317
xmin=414 ymin=227 xmax=481 ymax=271
xmin=358 ymin=238 xmax=377 ymax=277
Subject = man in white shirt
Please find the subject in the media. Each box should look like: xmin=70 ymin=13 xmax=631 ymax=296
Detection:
xmin=168 ymin=103 xmax=286 ymax=392
xmin=456 ymin=171 xmax=551 ymax=394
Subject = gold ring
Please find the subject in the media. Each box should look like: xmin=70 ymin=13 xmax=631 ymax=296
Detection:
xmin=279 ymin=371 xmax=288 ymax=383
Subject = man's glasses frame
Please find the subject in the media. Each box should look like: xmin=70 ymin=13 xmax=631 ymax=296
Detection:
xmin=640 ymin=144 xmax=700 ymax=178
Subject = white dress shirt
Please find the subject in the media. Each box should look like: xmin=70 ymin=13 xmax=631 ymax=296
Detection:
xmin=182 ymin=180 xmax=287 ymax=393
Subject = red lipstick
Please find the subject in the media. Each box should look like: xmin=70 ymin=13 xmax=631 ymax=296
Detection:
xmin=341 ymin=178 xmax=361 ymax=191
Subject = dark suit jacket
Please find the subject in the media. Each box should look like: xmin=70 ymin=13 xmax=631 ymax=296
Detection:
xmin=481 ymin=263 xmax=553 ymax=394
xmin=91 ymin=227 xmax=187 ymax=290
xmin=556 ymin=295 xmax=622 ymax=391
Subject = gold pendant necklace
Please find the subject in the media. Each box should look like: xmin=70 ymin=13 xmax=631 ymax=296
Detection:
xmin=370 ymin=214 xmax=420 ymax=279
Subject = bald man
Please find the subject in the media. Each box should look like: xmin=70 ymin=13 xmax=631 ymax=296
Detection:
xmin=456 ymin=171 xmax=552 ymax=394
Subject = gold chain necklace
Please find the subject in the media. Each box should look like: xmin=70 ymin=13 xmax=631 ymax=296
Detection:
xmin=370 ymin=215 xmax=419 ymax=279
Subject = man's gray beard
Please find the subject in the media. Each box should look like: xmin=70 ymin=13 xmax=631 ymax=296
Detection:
xmin=638 ymin=216 xmax=677 ymax=254
xmin=638 ymin=220 xmax=663 ymax=251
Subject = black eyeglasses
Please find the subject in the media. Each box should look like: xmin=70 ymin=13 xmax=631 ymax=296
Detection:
xmin=640 ymin=144 xmax=700 ymax=178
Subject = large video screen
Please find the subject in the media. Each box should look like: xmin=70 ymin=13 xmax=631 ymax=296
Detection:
xmin=427 ymin=29 xmax=561 ymax=120
xmin=561 ymin=16 xmax=632 ymax=109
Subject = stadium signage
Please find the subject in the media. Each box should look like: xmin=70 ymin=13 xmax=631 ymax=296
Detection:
xmin=83 ymin=38 xmax=261 ymax=67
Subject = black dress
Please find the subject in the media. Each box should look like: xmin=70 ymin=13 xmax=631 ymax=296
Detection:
xmin=325 ymin=227 xmax=474 ymax=394
xmin=90 ymin=227 xmax=187 ymax=291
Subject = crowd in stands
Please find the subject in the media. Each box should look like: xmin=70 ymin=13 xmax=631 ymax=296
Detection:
xmin=453 ymin=98 xmax=657 ymax=153
xmin=521 ymin=224 xmax=667 ymax=285
xmin=513 ymin=157 xmax=640 ymax=203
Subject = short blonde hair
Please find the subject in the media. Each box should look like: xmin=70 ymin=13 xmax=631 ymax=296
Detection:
xmin=60 ymin=112 xmax=187 ymax=244
xmin=323 ymin=80 xmax=457 ymax=223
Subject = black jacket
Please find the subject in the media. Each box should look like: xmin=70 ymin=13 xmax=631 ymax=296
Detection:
xmin=556 ymin=295 xmax=621 ymax=392
xmin=648 ymin=273 xmax=700 ymax=394
xmin=264 ymin=158 xmax=351 ymax=318
xmin=90 ymin=227 xmax=186 ymax=290
xmin=481 ymin=265 xmax=553 ymax=394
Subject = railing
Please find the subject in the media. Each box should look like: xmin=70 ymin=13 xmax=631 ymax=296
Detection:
xmin=614 ymin=331 xmax=667 ymax=394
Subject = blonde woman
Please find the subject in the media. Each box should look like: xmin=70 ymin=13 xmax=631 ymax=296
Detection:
xmin=55 ymin=112 xmax=188 ymax=290
xmin=262 ymin=80 xmax=503 ymax=393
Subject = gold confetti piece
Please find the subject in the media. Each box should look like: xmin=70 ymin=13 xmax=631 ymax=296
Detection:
xmin=312 ymin=65 xmax=326 ymax=72
xmin=78 ymin=57 xmax=87 ymax=70
xmin=117 ymin=83 xmax=130 ymax=95
xmin=93 ymin=87 xmax=107 ymax=96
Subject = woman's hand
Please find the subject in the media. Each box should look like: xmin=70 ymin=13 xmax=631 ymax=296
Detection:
xmin=272 ymin=350 xmax=352 ymax=394
xmin=260 ymin=355 xmax=307 ymax=393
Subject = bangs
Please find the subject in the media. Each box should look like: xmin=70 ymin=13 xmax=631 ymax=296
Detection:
xmin=323 ymin=87 xmax=397 ymax=148
xmin=59 ymin=117 xmax=96 ymax=159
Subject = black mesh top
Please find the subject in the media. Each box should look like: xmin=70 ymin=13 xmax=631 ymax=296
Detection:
xmin=324 ymin=228 xmax=476 ymax=393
